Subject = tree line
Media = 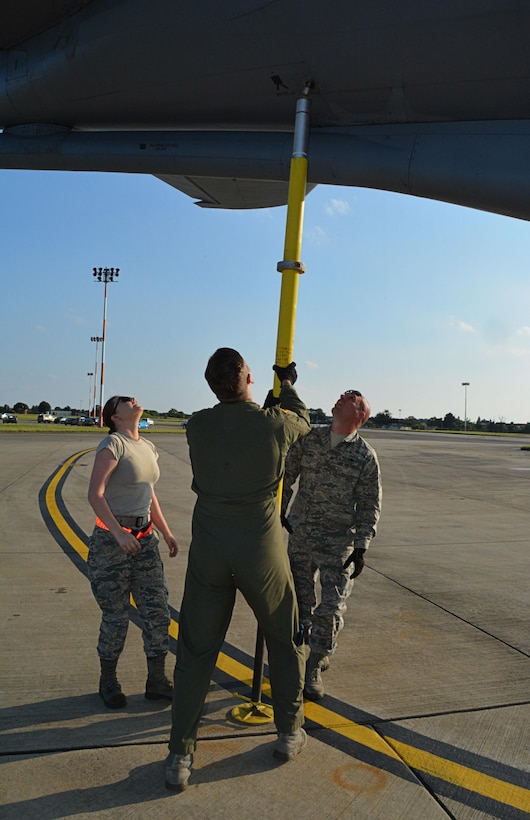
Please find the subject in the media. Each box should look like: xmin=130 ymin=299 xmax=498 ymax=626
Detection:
xmin=3 ymin=401 xmax=529 ymax=433
xmin=1 ymin=401 xmax=188 ymax=419
xmin=308 ymin=407 xmax=530 ymax=434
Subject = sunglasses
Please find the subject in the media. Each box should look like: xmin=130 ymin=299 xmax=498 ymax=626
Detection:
xmin=111 ymin=396 xmax=133 ymax=415
xmin=344 ymin=390 xmax=362 ymax=397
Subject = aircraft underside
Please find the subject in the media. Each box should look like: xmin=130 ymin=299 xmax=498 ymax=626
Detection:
xmin=0 ymin=0 xmax=529 ymax=219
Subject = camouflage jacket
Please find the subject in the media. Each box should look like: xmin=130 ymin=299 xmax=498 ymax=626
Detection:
xmin=282 ymin=426 xmax=382 ymax=549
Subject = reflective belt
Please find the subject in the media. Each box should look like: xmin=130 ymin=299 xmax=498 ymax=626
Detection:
xmin=95 ymin=516 xmax=153 ymax=539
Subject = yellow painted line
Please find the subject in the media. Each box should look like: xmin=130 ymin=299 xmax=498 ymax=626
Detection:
xmin=45 ymin=449 xmax=93 ymax=562
xmin=303 ymin=700 xmax=402 ymax=759
xmin=169 ymin=618 xmax=179 ymax=642
xmin=208 ymin=653 xmax=530 ymax=810
xmin=46 ymin=450 xmax=142 ymax=615
xmin=45 ymin=451 xmax=530 ymax=814
xmin=387 ymin=738 xmax=530 ymax=814
xmin=215 ymin=648 xmax=258 ymax=694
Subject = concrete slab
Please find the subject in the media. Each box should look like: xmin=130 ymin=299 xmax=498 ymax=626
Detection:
xmin=1 ymin=735 xmax=449 ymax=820
xmin=1 ymin=430 xmax=529 ymax=819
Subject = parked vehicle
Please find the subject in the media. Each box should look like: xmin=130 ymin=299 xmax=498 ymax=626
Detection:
xmin=2 ymin=413 xmax=17 ymax=424
xmin=38 ymin=413 xmax=55 ymax=423
xmin=63 ymin=416 xmax=97 ymax=426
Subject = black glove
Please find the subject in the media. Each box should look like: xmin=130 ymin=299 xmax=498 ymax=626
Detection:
xmin=280 ymin=513 xmax=293 ymax=534
xmin=343 ymin=548 xmax=366 ymax=579
xmin=262 ymin=390 xmax=281 ymax=409
xmin=273 ymin=362 xmax=297 ymax=385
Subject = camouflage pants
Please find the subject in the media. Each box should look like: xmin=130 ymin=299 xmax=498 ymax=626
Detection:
xmin=87 ymin=526 xmax=170 ymax=661
xmin=288 ymin=525 xmax=355 ymax=657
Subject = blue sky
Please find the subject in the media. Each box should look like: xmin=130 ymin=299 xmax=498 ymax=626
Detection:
xmin=1 ymin=169 xmax=529 ymax=423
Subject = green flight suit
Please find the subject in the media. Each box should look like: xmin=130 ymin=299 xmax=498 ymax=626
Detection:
xmin=169 ymin=385 xmax=310 ymax=755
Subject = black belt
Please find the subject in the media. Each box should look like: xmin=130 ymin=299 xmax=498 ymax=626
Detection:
xmin=116 ymin=514 xmax=150 ymax=528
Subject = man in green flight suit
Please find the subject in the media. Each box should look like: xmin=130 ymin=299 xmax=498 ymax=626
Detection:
xmin=166 ymin=347 xmax=311 ymax=791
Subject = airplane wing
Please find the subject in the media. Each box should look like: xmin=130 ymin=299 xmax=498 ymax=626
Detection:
xmin=154 ymin=175 xmax=316 ymax=209
xmin=1 ymin=0 xmax=529 ymax=220
xmin=0 ymin=1 xmax=91 ymax=49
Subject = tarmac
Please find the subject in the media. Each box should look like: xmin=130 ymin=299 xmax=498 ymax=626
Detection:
xmin=0 ymin=429 xmax=529 ymax=819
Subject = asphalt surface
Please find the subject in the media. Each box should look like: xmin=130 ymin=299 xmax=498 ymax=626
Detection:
xmin=0 ymin=429 xmax=529 ymax=819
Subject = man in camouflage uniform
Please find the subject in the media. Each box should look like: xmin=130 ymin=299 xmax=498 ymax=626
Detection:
xmin=281 ymin=389 xmax=382 ymax=699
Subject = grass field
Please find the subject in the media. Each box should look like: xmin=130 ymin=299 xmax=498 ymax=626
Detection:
xmin=0 ymin=417 xmax=187 ymax=434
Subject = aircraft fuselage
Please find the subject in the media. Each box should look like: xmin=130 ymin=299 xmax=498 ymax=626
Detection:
xmin=0 ymin=0 xmax=529 ymax=218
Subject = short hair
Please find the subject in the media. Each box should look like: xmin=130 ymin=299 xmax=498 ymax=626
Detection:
xmin=205 ymin=348 xmax=247 ymax=401
xmin=103 ymin=396 xmax=119 ymax=432
xmin=359 ymin=396 xmax=371 ymax=425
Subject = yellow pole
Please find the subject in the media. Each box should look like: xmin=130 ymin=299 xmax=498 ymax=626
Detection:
xmin=274 ymin=89 xmax=312 ymax=392
xmin=231 ymin=85 xmax=312 ymax=725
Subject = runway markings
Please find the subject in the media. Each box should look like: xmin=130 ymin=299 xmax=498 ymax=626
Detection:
xmin=39 ymin=449 xmax=530 ymax=819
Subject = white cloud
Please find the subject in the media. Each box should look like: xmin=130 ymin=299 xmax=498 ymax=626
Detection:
xmin=516 ymin=326 xmax=530 ymax=337
xmin=35 ymin=325 xmax=47 ymax=333
xmin=306 ymin=225 xmax=328 ymax=245
xmin=305 ymin=361 xmax=319 ymax=369
xmin=508 ymin=346 xmax=530 ymax=357
xmin=458 ymin=321 xmax=475 ymax=333
xmin=65 ymin=309 xmax=87 ymax=326
xmin=325 ymin=198 xmax=351 ymax=216
xmin=449 ymin=318 xmax=475 ymax=333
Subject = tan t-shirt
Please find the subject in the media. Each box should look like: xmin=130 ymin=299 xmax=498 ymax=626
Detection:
xmin=96 ymin=432 xmax=160 ymax=516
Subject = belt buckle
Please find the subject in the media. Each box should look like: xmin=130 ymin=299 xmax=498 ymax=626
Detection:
xmin=135 ymin=516 xmax=144 ymax=528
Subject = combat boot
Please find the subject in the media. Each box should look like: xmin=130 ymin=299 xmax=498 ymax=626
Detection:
xmin=99 ymin=658 xmax=127 ymax=708
xmin=273 ymin=728 xmax=307 ymax=762
xmin=165 ymin=753 xmax=193 ymax=791
xmin=304 ymin=652 xmax=327 ymax=700
xmin=145 ymin=654 xmax=173 ymax=701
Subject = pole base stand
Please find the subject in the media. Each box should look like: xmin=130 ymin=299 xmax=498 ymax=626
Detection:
xmin=230 ymin=693 xmax=274 ymax=725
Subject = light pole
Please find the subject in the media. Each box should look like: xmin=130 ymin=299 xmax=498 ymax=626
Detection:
xmin=93 ymin=268 xmax=120 ymax=427
xmin=462 ymin=382 xmax=470 ymax=431
xmin=87 ymin=372 xmax=94 ymax=416
xmin=91 ymin=336 xmax=103 ymax=419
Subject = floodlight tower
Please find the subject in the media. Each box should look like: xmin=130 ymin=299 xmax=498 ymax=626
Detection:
xmin=87 ymin=372 xmax=94 ymax=416
xmin=462 ymin=382 xmax=470 ymax=431
xmin=92 ymin=267 xmax=119 ymax=427
xmin=91 ymin=335 xmax=103 ymax=419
